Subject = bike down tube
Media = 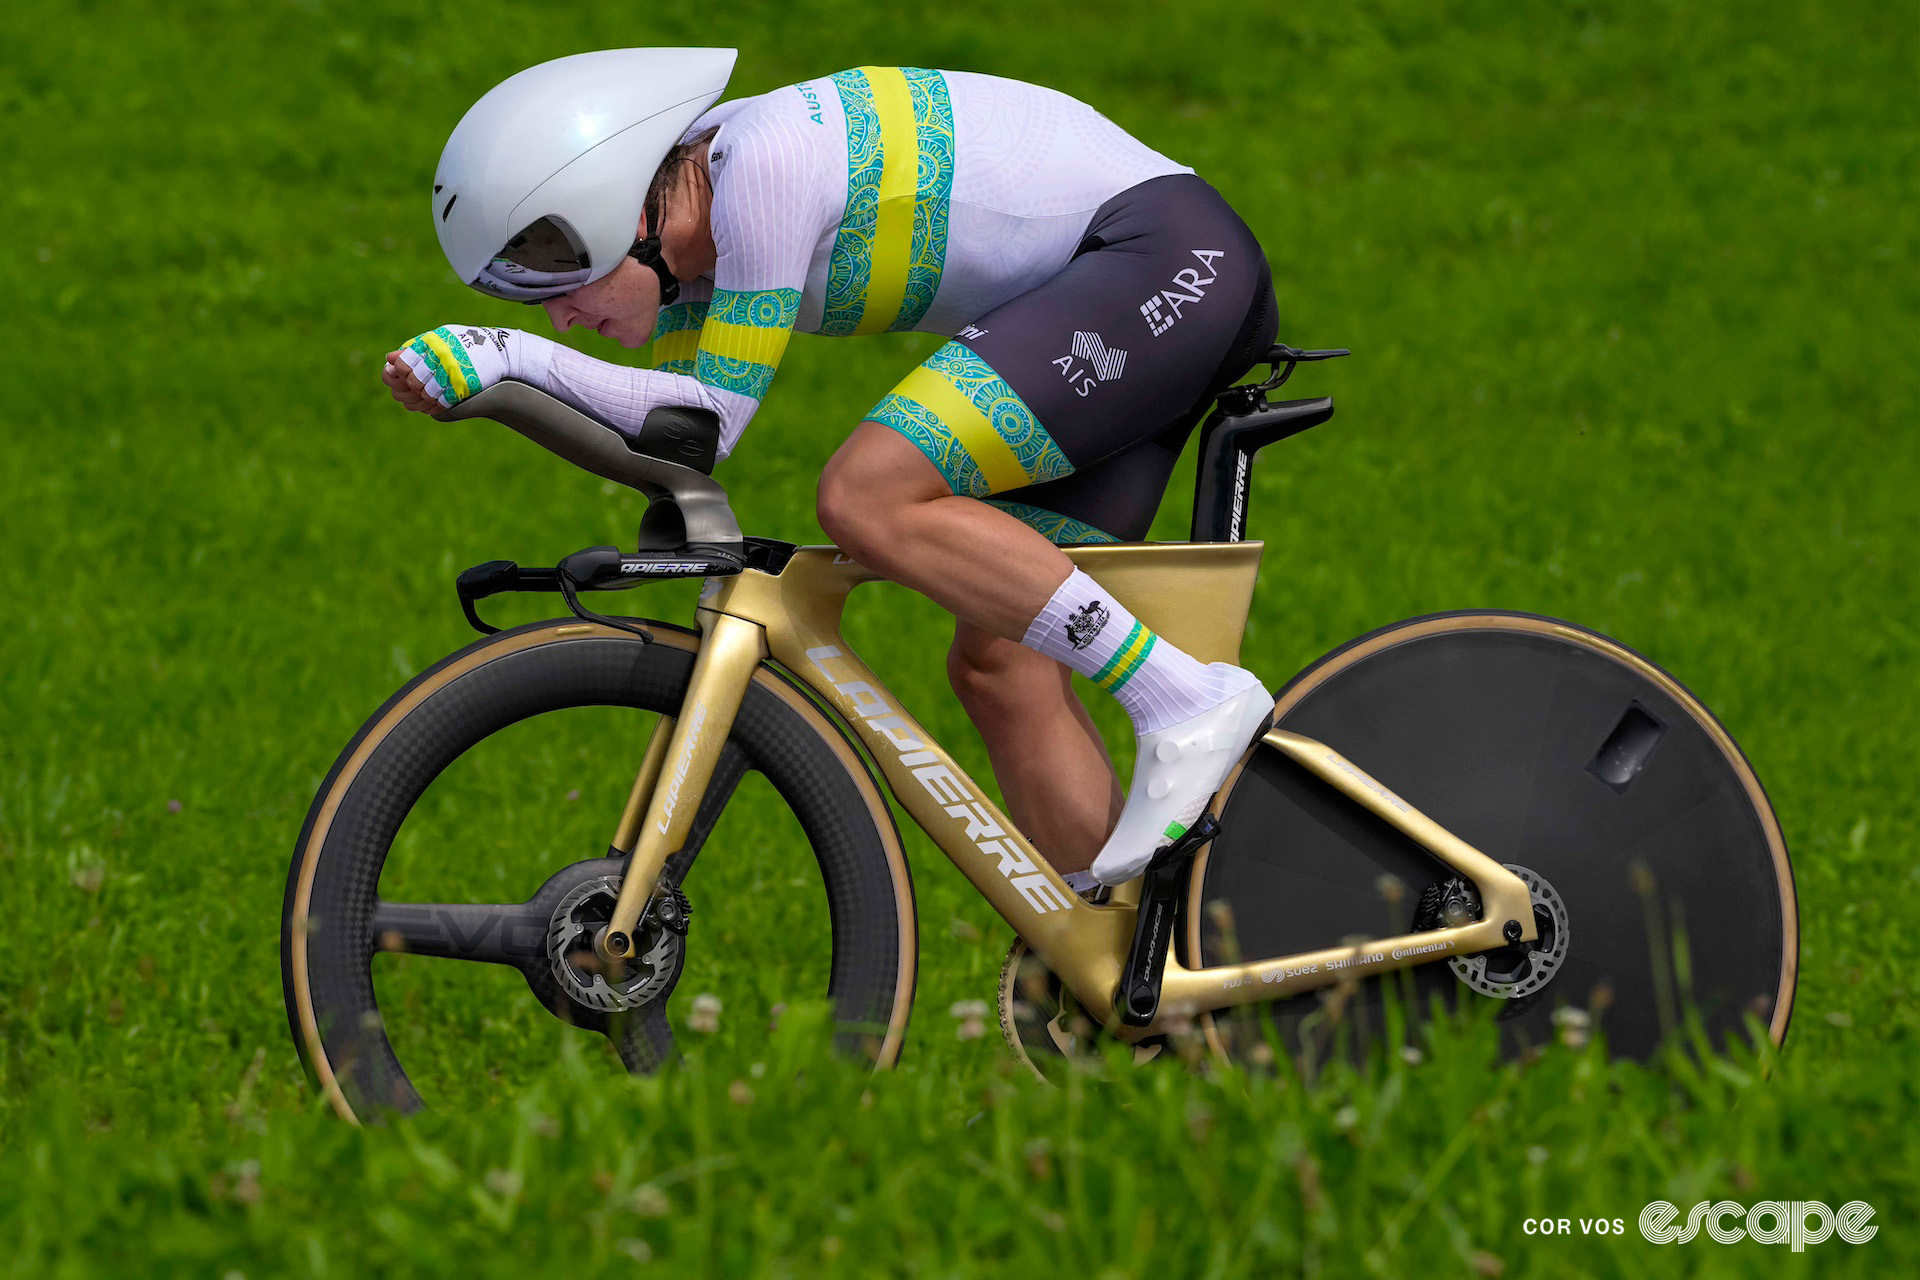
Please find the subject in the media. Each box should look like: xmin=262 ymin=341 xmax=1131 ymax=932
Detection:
xmin=706 ymin=553 xmax=1140 ymax=1024
xmin=1154 ymin=728 xmax=1537 ymax=1023
xmin=601 ymin=610 xmax=768 ymax=956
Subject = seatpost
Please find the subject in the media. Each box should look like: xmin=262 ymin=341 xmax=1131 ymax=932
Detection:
xmin=1189 ymin=344 xmax=1348 ymax=543
xmin=1188 ymin=396 xmax=1336 ymax=542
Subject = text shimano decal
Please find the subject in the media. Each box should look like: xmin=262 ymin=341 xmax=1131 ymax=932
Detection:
xmin=655 ymin=703 xmax=709 ymax=835
xmin=1140 ymin=249 xmax=1226 ymax=336
xmin=1324 ymin=750 xmax=1412 ymax=813
xmin=806 ymin=645 xmax=1073 ymax=914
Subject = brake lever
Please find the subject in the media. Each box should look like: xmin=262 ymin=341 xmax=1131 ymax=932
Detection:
xmin=557 ymin=573 xmax=654 ymax=644
xmin=457 ymin=559 xmax=562 ymax=634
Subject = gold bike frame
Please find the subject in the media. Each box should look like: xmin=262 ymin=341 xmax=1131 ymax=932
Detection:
xmin=599 ymin=542 xmax=1535 ymax=1036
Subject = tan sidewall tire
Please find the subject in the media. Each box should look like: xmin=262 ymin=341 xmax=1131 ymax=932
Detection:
xmin=283 ymin=620 xmax=917 ymax=1122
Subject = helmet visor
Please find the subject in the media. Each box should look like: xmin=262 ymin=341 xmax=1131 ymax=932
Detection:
xmin=471 ymin=216 xmax=595 ymax=301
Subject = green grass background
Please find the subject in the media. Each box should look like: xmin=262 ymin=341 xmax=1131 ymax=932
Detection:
xmin=2 ymin=0 xmax=1916 ymax=1274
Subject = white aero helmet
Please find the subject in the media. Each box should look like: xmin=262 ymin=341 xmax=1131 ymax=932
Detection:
xmin=433 ymin=47 xmax=738 ymax=301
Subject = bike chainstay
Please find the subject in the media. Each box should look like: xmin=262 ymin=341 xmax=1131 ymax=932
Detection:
xmin=1116 ymin=814 xmax=1221 ymax=1028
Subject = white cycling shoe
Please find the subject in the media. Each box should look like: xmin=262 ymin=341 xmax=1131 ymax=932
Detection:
xmin=1090 ymin=678 xmax=1275 ymax=886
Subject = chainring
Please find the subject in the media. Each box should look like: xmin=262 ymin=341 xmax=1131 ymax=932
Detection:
xmin=996 ymin=939 xmax=1165 ymax=1083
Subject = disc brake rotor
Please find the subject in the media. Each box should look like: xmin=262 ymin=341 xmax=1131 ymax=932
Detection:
xmin=547 ymin=875 xmax=684 ymax=1013
xmin=1448 ymin=863 xmax=1570 ymax=1000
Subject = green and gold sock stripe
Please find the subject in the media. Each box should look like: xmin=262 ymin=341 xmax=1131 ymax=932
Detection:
xmin=820 ymin=67 xmax=954 ymax=337
xmin=651 ymin=301 xmax=708 ymax=375
xmin=984 ymin=501 xmax=1119 ymax=546
xmin=694 ymin=288 xmax=800 ymax=401
xmin=1092 ymin=621 xmax=1158 ymax=692
xmin=408 ymin=327 xmax=481 ymax=402
xmin=865 ymin=341 xmax=1072 ymax=497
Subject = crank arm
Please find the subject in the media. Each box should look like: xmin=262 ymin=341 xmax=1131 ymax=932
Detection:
xmin=1115 ymin=815 xmax=1220 ymax=1028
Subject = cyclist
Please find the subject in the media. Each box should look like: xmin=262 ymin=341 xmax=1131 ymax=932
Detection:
xmin=383 ymin=48 xmax=1278 ymax=889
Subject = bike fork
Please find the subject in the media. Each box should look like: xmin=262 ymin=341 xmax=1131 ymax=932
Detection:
xmin=598 ymin=610 xmax=767 ymax=960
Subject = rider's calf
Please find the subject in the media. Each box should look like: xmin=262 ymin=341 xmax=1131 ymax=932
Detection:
xmin=946 ymin=625 xmax=1065 ymax=728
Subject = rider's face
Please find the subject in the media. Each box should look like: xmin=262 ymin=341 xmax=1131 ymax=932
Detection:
xmin=540 ymin=161 xmax=714 ymax=351
xmin=540 ymin=252 xmax=661 ymax=349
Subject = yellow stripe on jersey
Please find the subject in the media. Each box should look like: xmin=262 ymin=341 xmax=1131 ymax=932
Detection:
xmin=819 ymin=68 xmax=955 ymax=336
xmin=653 ymin=329 xmax=700 ymax=369
xmin=697 ymin=319 xmax=794 ymax=371
xmin=857 ymin=66 xmax=918 ymax=337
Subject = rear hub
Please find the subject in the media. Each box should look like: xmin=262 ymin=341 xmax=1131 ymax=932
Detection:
xmin=1448 ymin=863 xmax=1570 ymax=1000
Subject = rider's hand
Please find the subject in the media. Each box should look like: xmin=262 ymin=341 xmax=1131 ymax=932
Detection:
xmin=381 ymin=351 xmax=445 ymax=414
xmin=383 ymin=325 xmax=518 ymax=413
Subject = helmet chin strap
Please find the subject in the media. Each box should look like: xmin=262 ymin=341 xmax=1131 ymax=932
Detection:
xmin=626 ymin=235 xmax=681 ymax=306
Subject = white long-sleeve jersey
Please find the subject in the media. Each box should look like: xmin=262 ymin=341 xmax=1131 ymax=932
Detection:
xmin=516 ymin=67 xmax=1190 ymax=460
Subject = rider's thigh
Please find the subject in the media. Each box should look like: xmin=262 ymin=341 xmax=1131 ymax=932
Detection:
xmin=816 ymin=421 xmax=953 ymax=546
xmin=860 ymin=174 xmax=1275 ymax=537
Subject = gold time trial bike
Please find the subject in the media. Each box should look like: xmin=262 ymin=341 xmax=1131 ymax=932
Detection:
xmin=281 ymin=346 xmax=1798 ymax=1118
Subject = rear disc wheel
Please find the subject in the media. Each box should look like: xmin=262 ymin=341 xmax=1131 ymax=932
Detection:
xmin=1188 ymin=611 xmax=1796 ymax=1066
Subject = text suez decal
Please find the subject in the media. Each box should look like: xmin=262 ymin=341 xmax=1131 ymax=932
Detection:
xmin=807 ymin=645 xmax=1074 ymax=914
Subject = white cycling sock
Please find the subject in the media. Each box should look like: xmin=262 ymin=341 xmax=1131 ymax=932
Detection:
xmin=1022 ymin=569 xmax=1262 ymax=734
xmin=1062 ymin=869 xmax=1100 ymax=894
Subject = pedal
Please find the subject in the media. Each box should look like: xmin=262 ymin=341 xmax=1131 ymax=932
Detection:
xmin=1115 ymin=814 xmax=1219 ymax=1028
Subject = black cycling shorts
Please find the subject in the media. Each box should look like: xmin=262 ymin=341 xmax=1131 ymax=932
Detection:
xmin=867 ymin=173 xmax=1277 ymax=542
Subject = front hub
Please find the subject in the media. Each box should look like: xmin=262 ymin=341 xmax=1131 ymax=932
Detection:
xmin=547 ymin=876 xmax=687 ymax=1013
